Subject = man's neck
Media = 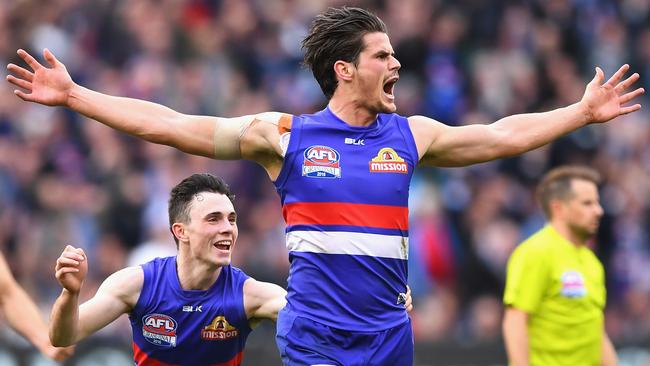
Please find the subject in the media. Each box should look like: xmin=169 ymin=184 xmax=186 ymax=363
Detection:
xmin=549 ymin=221 xmax=587 ymax=247
xmin=328 ymin=96 xmax=378 ymax=127
xmin=175 ymin=255 xmax=222 ymax=291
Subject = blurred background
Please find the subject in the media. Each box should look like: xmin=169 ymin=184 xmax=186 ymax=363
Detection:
xmin=1 ymin=0 xmax=650 ymax=365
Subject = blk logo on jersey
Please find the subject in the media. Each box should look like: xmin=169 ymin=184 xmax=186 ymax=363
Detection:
xmin=182 ymin=305 xmax=203 ymax=312
xmin=201 ymin=316 xmax=240 ymax=341
xmin=142 ymin=314 xmax=177 ymax=347
xmin=369 ymin=148 xmax=408 ymax=174
xmin=345 ymin=137 xmax=364 ymax=146
xmin=302 ymin=145 xmax=341 ymax=179
xmin=560 ymin=271 xmax=587 ymax=298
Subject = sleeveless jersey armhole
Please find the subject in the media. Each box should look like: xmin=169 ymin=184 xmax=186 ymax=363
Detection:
xmin=131 ymin=260 xmax=157 ymax=316
xmin=395 ymin=115 xmax=420 ymax=168
xmin=273 ymin=115 xmax=302 ymax=189
xmin=233 ymin=269 xmax=253 ymax=334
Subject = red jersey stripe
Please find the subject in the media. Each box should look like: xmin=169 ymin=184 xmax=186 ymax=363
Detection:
xmin=283 ymin=202 xmax=408 ymax=230
xmin=133 ymin=342 xmax=244 ymax=366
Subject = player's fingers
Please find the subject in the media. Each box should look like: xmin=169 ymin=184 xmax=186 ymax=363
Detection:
xmin=5 ymin=75 xmax=32 ymax=91
xmin=586 ymin=67 xmax=604 ymax=89
xmin=615 ymin=73 xmax=640 ymax=93
xmin=55 ymin=269 xmax=79 ymax=283
xmin=7 ymin=63 xmax=34 ymax=81
xmin=13 ymin=89 xmax=34 ymax=102
xmin=55 ymin=267 xmax=80 ymax=278
xmin=17 ymin=49 xmax=42 ymax=71
xmin=619 ymin=87 xmax=645 ymax=105
xmin=43 ymin=48 xmax=60 ymax=68
xmin=62 ymin=249 xmax=85 ymax=262
xmin=604 ymin=64 xmax=629 ymax=88
xmin=58 ymin=256 xmax=81 ymax=267
xmin=74 ymin=247 xmax=86 ymax=259
xmin=620 ymin=104 xmax=642 ymax=115
xmin=406 ymin=304 xmax=413 ymax=313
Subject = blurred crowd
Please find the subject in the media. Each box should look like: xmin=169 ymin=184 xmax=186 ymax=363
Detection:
xmin=1 ymin=0 xmax=650 ymax=351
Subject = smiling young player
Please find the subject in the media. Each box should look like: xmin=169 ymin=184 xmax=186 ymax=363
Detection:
xmin=49 ymin=174 xmax=286 ymax=366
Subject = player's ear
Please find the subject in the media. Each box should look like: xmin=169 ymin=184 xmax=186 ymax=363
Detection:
xmin=334 ymin=60 xmax=354 ymax=82
xmin=171 ymin=223 xmax=189 ymax=243
xmin=548 ymin=199 xmax=564 ymax=218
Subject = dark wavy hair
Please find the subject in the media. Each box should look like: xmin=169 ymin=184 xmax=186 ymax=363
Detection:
xmin=302 ymin=7 xmax=387 ymax=99
xmin=168 ymin=173 xmax=235 ymax=245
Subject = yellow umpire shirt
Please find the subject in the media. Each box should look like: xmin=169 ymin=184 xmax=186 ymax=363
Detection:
xmin=503 ymin=225 xmax=606 ymax=366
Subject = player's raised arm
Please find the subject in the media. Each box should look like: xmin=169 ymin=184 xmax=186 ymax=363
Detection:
xmin=49 ymin=246 xmax=142 ymax=346
xmin=6 ymin=49 xmax=286 ymax=168
xmin=410 ymin=64 xmax=644 ymax=167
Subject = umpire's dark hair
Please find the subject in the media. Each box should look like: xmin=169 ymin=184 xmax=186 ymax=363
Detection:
xmin=536 ymin=165 xmax=601 ymax=219
xmin=302 ymin=7 xmax=387 ymax=100
xmin=168 ymin=173 xmax=235 ymax=246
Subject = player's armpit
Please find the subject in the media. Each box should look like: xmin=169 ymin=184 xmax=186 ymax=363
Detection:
xmin=238 ymin=112 xmax=292 ymax=180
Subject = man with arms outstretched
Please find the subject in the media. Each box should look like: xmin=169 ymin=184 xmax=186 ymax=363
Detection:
xmin=8 ymin=6 xmax=643 ymax=366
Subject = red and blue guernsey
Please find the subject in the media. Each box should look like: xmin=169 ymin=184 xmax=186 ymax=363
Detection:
xmin=130 ymin=256 xmax=251 ymax=366
xmin=274 ymin=107 xmax=417 ymax=331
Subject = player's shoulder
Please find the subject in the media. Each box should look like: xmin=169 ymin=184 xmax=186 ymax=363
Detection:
xmin=227 ymin=265 xmax=250 ymax=279
xmin=244 ymin=112 xmax=294 ymax=138
xmin=105 ymin=266 xmax=144 ymax=287
xmin=98 ymin=266 xmax=144 ymax=306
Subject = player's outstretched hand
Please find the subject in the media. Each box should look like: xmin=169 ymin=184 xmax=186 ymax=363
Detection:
xmin=6 ymin=48 xmax=74 ymax=106
xmin=581 ymin=64 xmax=644 ymax=124
xmin=55 ymin=245 xmax=88 ymax=294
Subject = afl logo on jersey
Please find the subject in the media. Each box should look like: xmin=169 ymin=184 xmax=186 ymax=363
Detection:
xmin=369 ymin=147 xmax=408 ymax=174
xmin=142 ymin=314 xmax=178 ymax=347
xmin=560 ymin=271 xmax=587 ymax=298
xmin=302 ymin=145 xmax=341 ymax=179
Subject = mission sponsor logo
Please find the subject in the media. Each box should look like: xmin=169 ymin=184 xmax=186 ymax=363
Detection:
xmin=302 ymin=145 xmax=341 ymax=179
xmin=201 ymin=315 xmax=239 ymax=341
xmin=560 ymin=271 xmax=587 ymax=298
xmin=142 ymin=314 xmax=177 ymax=347
xmin=369 ymin=148 xmax=408 ymax=174
xmin=201 ymin=316 xmax=240 ymax=341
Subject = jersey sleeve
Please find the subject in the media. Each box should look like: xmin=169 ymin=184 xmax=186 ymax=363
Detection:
xmin=503 ymin=242 xmax=549 ymax=314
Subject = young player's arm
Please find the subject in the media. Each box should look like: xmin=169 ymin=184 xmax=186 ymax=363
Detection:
xmin=242 ymin=279 xmax=413 ymax=328
xmin=601 ymin=331 xmax=618 ymax=366
xmin=49 ymin=245 xmax=142 ymax=346
xmin=0 ymin=253 xmax=74 ymax=361
xmin=502 ymin=306 xmax=530 ymax=366
xmin=6 ymin=49 xmax=287 ymax=176
xmin=409 ymin=65 xmax=643 ymax=167
xmin=243 ymin=279 xmax=287 ymax=328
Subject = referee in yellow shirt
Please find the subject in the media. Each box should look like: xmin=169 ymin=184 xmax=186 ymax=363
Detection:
xmin=503 ymin=166 xmax=618 ymax=366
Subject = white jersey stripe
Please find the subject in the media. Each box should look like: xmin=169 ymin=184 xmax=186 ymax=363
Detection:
xmin=286 ymin=230 xmax=409 ymax=260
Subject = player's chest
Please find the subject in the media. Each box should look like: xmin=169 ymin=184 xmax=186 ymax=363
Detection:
xmin=140 ymin=300 xmax=244 ymax=346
